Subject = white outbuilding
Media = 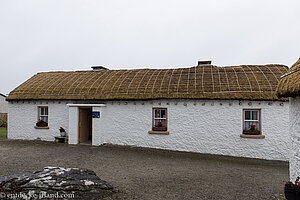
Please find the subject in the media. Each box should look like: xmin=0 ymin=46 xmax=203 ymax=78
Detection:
xmin=0 ymin=93 xmax=8 ymax=114
xmin=7 ymin=62 xmax=290 ymax=161
xmin=276 ymin=58 xmax=300 ymax=181
xmin=0 ymin=93 xmax=8 ymax=123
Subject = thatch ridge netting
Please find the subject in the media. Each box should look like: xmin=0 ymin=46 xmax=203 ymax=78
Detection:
xmin=7 ymin=64 xmax=288 ymax=101
xmin=276 ymin=58 xmax=300 ymax=97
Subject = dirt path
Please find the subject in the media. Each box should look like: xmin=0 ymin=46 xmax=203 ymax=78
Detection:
xmin=0 ymin=139 xmax=288 ymax=200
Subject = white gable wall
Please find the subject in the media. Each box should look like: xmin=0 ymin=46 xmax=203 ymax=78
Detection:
xmin=289 ymin=96 xmax=300 ymax=181
xmin=8 ymin=99 xmax=289 ymax=161
xmin=0 ymin=95 xmax=8 ymax=113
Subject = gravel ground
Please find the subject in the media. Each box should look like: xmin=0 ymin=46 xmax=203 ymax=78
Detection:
xmin=0 ymin=139 xmax=288 ymax=200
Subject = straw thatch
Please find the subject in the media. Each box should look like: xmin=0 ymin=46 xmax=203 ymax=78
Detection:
xmin=7 ymin=64 xmax=288 ymax=101
xmin=276 ymin=58 xmax=300 ymax=97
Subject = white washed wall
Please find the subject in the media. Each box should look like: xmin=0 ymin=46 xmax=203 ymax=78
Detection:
xmin=0 ymin=95 xmax=8 ymax=113
xmin=68 ymin=106 xmax=78 ymax=145
xmin=94 ymin=99 xmax=289 ymax=161
xmin=8 ymin=101 xmax=69 ymax=141
xmin=8 ymin=99 xmax=290 ymax=161
xmin=289 ymin=97 xmax=300 ymax=181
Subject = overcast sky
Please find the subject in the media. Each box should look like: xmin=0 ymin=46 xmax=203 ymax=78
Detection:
xmin=0 ymin=0 xmax=299 ymax=95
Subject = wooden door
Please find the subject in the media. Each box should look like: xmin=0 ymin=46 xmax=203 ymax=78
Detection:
xmin=78 ymin=108 xmax=89 ymax=143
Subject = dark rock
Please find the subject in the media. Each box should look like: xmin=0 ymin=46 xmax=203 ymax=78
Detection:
xmin=0 ymin=167 xmax=114 ymax=200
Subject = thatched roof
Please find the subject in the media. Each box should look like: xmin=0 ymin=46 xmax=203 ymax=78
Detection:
xmin=7 ymin=64 xmax=288 ymax=101
xmin=276 ymin=58 xmax=300 ymax=97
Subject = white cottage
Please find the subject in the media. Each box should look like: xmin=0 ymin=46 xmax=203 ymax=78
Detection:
xmin=276 ymin=58 xmax=300 ymax=180
xmin=0 ymin=93 xmax=8 ymax=114
xmin=7 ymin=62 xmax=290 ymax=161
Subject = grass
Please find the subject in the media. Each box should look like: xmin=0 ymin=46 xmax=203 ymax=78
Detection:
xmin=0 ymin=127 xmax=7 ymax=138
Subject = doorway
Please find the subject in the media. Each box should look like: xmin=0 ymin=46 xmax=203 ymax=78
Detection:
xmin=78 ymin=107 xmax=92 ymax=144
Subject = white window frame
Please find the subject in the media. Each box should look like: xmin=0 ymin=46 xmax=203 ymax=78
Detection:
xmin=152 ymin=108 xmax=167 ymax=131
xmin=38 ymin=106 xmax=48 ymax=123
xmin=243 ymin=109 xmax=261 ymax=134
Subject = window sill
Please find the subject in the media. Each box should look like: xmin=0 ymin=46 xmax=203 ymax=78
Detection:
xmin=240 ymin=134 xmax=265 ymax=139
xmin=148 ymin=131 xmax=169 ymax=135
xmin=34 ymin=126 xmax=49 ymax=129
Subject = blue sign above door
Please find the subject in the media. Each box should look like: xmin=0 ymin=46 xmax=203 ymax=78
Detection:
xmin=92 ymin=111 xmax=100 ymax=118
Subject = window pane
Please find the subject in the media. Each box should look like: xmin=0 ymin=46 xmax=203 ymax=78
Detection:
xmin=245 ymin=111 xmax=251 ymax=120
xmin=155 ymin=110 xmax=160 ymax=118
xmin=245 ymin=121 xmax=259 ymax=131
xmin=40 ymin=116 xmax=48 ymax=123
xmin=154 ymin=119 xmax=166 ymax=127
xmin=245 ymin=121 xmax=250 ymax=130
xmin=40 ymin=108 xmax=44 ymax=115
xmin=45 ymin=108 xmax=48 ymax=115
xmin=252 ymin=111 xmax=258 ymax=120
xmin=253 ymin=121 xmax=259 ymax=130
xmin=161 ymin=110 xmax=166 ymax=118
xmin=154 ymin=119 xmax=161 ymax=127
xmin=161 ymin=119 xmax=166 ymax=127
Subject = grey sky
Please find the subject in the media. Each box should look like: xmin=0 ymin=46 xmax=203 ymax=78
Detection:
xmin=0 ymin=0 xmax=299 ymax=95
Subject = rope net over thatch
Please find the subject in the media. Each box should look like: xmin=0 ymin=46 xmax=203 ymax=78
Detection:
xmin=276 ymin=58 xmax=300 ymax=97
xmin=7 ymin=64 xmax=288 ymax=101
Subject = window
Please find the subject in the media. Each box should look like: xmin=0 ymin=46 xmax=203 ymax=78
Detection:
xmin=38 ymin=106 xmax=48 ymax=123
xmin=243 ymin=109 xmax=261 ymax=135
xmin=152 ymin=108 xmax=167 ymax=131
xmin=35 ymin=106 xmax=49 ymax=128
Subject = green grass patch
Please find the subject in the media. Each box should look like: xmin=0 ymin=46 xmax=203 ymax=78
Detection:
xmin=0 ymin=127 xmax=7 ymax=138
